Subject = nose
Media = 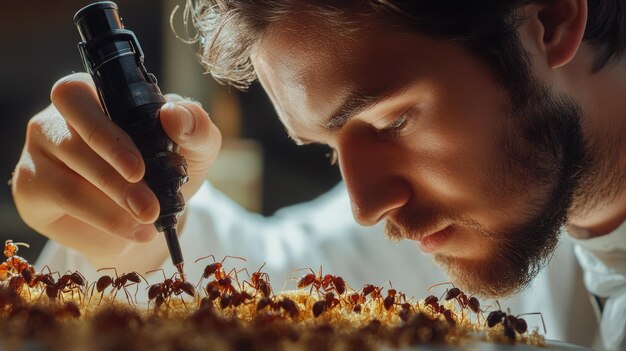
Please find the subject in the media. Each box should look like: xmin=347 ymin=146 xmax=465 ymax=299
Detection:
xmin=337 ymin=130 xmax=412 ymax=226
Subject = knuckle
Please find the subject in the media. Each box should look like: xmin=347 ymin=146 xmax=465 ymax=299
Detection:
xmin=56 ymin=178 xmax=82 ymax=207
xmin=95 ymin=165 xmax=123 ymax=197
xmin=11 ymin=157 xmax=38 ymax=201
xmin=83 ymin=122 xmax=106 ymax=149
xmin=102 ymin=209 xmax=133 ymax=236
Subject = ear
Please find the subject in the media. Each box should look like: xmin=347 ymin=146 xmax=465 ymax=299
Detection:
xmin=533 ymin=0 xmax=588 ymax=69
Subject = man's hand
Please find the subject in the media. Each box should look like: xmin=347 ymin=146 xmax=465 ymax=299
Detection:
xmin=11 ymin=72 xmax=221 ymax=271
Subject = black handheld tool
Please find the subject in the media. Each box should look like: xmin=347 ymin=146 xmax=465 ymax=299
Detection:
xmin=74 ymin=1 xmax=188 ymax=274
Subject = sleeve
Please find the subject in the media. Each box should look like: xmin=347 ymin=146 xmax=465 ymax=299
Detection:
xmin=570 ymin=222 xmax=626 ymax=351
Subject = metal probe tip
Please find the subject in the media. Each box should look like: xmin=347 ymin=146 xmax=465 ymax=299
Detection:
xmin=175 ymin=263 xmax=185 ymax=276
xmin=163 ymin=226 xmax=185 ymax=276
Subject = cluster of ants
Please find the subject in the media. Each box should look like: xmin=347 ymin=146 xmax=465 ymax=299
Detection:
xmin=0 ymin=240 xmax=545 ymax=342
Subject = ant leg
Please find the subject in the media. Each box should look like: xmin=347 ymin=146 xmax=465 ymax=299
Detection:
xmin=145 ymin=269 xmax=168 ymax=281
xmin=122 ymin=286 xmax=134 ymax=307
xmin=97 ymin=267 xmax=119 ymax=280
xmin=517 ymin=312 xmax=547 ymax=334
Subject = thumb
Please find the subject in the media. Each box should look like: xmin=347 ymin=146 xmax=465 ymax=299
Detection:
xmin=159 ymin=100 xmax=222 ymax=177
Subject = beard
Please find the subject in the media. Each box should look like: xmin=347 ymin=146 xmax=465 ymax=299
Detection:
xmin=386 ymin=78 xmax=592 ymax=298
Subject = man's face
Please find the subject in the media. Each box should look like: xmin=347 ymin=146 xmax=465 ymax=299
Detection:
xmin=252 ymin=16 xmax=584 ymax=297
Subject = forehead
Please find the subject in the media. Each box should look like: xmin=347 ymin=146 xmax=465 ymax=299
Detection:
xmin=251 ymin=13 xmax=473 ymax=136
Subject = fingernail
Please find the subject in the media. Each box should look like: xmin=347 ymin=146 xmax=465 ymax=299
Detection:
xmin=115 ymin=150 xmax=140 ymax=181
xmin=133 ymin=224 xmax=156 ymax=242
xmin=126 ymin=186 xmax=153 ymax=219
xmin=176 ymin=105 xmax=195 ymax=135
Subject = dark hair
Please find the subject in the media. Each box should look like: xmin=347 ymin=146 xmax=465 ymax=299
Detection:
xmin=177 ymin=0 xmax=625 ymax=94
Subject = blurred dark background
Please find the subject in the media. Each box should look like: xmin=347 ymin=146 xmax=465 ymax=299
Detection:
xmin=0 ymin=0 xmax=340 ymax=262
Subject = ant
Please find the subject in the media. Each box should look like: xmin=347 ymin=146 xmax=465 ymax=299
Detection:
xmin=256 ymin=296 xmax=299 ymax=318
xmin=146 ymin=269 xmax=196 ymax=309
xmin=347 ymin=291 xmax=366 ymax=313
xmin=422 ymin=294 xmax=457 ymax=326
xmin=0 ymin=240 xmax=33 ymax=281
xmin=487 ymin=303 xmax=546 ymax=341
xmin=294 ymin=266 xmax=324 ymax=295
xmin=361 ymin=283 xmax=385 ymax=302
xmin=428 ymin=282 xmax=481 ymax=322
xmin=294 ymin=266 xmax=347 ymax=296
xmin=45 ymin=270 xmax=87 ymax=303
xmin=383 ymin=283 xmax=407 ymax=311
xmin=194 ymin=255 xmax=246 ymax=284
xmin=312 ymin=291 xmax=340 ymax=318
xmin=398 ymin=302 xmax=418 ymax=322
xmin=92 ymin=268 xmax=147 ymax=306
xmin=3 ymin=240 xmax=29 ymax=258
xmin=240 ymin=262 xmax=272 ymax=298
xmin=219 ymin=290 xmax=254 ymax=309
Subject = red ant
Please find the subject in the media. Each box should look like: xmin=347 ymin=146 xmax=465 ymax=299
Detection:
xmin=240 ymin=262 xmax=272 ymax=298
xmin=92 ymin=268 xmax=147 ymax=306
xmin=146 ymin=269 xmax=196 ymax=309
xmin=3 ymin=240 xmax=29 ymax=257
xmin=361 ymin=283 xmax=385 ymax=301
xmin=0 ymin=240 xmax=33 ymax=281
xmin=312 ymin=291 xmax=340 ymax=318
xmin=256 ymin=296 xmax=299 ymax=318
xmin=294 ymin=266 xmax=347 ymax=296
xmin=294 ymin=266 xmax=324 ymax=295
xmin=487 ymin=302 xmax=546 ymax=341
xmin=383 ymin=283 xmax=407 ymax=311
xmin=348 ymin=291 xmax=366 ymax=313
xmin=194 ymin=255 xmax=246 ymax=284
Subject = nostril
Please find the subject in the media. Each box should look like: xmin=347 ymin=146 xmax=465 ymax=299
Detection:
xmin=347 ymin=180 xmax=412 ymax=227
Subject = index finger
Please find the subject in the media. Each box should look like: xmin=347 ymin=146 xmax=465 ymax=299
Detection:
xmin=50 ymin=73 xmax=145 ymax=182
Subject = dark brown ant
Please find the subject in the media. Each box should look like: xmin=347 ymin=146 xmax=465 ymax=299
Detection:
xmin=146 ymin=269 xmax=196 ymax=309
xmin=240 ymin=262 xmax=273 ymax=297
xmin=219 ymin=290 xmax=254 ymax=309
xmin=486 ymin=303 xmax=546 ymax=341
xmin=256 ymin=296 xmax=299 ymax=318
xmin=428 ymin=282 xmax=481 ymax=322
xmin=312 ymin=291 xmax=340 ymax=318
xmin=93 ymin=268 xmax=147 ymax=306
xmin=28 ymin=265 xmax=56 ymax=289
xmin=422 ymin=294 xmax=457 ymax=325
xmin=45 ymin=270 xmax=87 ymax=303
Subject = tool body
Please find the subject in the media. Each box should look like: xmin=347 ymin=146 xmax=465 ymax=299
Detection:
xmin=74 ymin=1 xmax=188 ymax=274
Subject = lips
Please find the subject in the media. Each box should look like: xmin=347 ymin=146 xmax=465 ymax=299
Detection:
xmin=417 ymin=225 xmax=454 ymax=253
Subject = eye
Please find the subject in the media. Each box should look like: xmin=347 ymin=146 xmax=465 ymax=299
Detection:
xmin=325 ymin=147 xmax=338 ymax=166
xmin=377 ymin=109 xmax=411 ymax=139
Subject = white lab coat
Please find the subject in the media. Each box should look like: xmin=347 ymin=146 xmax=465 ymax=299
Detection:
xmin=38 ymin=181 xmax=602 ymax=348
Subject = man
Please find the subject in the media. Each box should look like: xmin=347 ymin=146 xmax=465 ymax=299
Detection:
xmin=10 ymin=0 xmax=624 ymax=348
